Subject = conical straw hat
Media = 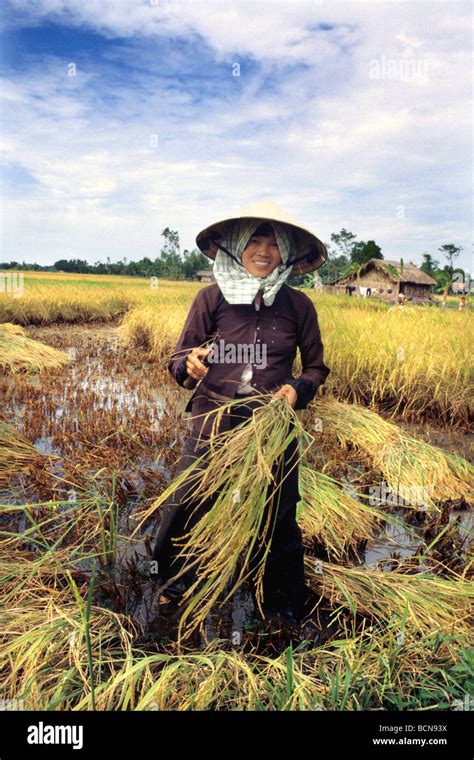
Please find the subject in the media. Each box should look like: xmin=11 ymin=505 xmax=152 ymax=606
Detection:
xmin=196 ymin=200 xmax=328 ymax=276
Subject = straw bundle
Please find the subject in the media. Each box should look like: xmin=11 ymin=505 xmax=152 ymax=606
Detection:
xmin=2 ymin=600 xmax=469 ymax=710
xmin=308 ymin=396 xmax=474 ymax=508
xmin=0 ymin=599 xmax=136 ymax=710
xmin=0 ymin=322 xmax=71 ymax=373
xmin=1 ymin=499 xmax=471 ymax=710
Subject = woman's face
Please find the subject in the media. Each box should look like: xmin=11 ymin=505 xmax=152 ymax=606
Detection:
xmin=242 ymin=232 xmax=282 ymax=278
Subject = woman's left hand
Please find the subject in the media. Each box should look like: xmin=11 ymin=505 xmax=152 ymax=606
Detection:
xmin=272 ymin=384 xmax=297 ymax=408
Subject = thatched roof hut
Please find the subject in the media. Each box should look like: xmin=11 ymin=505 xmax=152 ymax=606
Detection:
xmin=194 ymin=270 xmax=215 ymax=283
xmin=331 ymin=259 xmax=437 ymax=303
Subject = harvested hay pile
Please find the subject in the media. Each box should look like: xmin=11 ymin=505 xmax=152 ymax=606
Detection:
xmin=1 ymin=594 xmax=471 ymax=710
xmin=135 ymin=393 xmax=473 ymax=644
xmin=0 ymin=322 xmax=71 ymax=373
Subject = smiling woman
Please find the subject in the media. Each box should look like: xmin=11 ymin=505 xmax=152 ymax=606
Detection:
xmin=151 ymin=200 xmax=331 ymax=631
xmin=241 ymin=223 xmax=283 ymax=277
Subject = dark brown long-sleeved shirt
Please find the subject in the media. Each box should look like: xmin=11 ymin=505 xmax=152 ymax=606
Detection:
xmin=168 ymin=282 xmax=330 ymax=436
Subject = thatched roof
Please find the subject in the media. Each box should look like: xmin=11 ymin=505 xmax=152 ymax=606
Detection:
xmin=196 ymin=270 xmax=214 ymax=276
xmin=335 ymin=259 xmax=437 ymax=286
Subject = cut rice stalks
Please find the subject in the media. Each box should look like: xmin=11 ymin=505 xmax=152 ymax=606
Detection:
xmin=306 ymin=558 xmax=474 ymax=638
xmin=133 ymin=394 xmax=314 ymax=645
xmin=308 ymin=396 xmax=473 ymax=509
xmin=0 ymin=421 xmax=52 ymax=486
xmin=0 ymin=322 xmax=71 ymax=373
xmin=297 ymin=465 xmax=415 ymax=559
xmin=1 ymin=598 xmax=471 ymax=710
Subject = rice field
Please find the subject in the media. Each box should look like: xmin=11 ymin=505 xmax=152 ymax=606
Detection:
xmin=0 ymin=271 xmax=472 ymax=711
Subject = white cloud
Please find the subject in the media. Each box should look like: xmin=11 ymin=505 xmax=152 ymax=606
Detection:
xmin=0 ymin=0 xmax=471 ymax=272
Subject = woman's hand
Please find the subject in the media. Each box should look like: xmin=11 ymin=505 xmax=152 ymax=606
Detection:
xmin=272 ymin=384 xmax=297 ymax=408
xmin=185 ymin=347 xmax=212 ymax=381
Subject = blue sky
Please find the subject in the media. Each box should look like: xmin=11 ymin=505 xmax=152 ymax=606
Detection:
xmin=0 ymin=0 xmax=472 ymax=275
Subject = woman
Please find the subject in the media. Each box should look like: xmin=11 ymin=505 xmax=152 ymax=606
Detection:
xmin=152 ymin=200 xmax=331 ymax=627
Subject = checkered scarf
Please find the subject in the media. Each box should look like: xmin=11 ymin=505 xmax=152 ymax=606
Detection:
xmin=212 ymin=219 xmax=294 ymax=306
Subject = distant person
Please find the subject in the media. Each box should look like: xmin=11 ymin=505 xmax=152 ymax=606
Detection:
xmin=459 ymin=295 xmax=466 ymax=311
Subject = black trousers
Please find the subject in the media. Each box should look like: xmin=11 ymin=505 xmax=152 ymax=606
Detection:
xmin=151 ymin=395 xmax=307 ymax=620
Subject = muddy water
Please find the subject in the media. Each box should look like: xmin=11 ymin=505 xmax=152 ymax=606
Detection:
xmin=1 ymin=323 xmax=191 ymax=500
xmin=398 ymin=419 xmax=473 ymax=464
xmin=362 ymin=508 xmax=473 ymax=567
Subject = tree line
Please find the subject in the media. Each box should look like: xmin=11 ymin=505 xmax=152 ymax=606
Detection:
xmin=1 ymin=226 xmax=467 ymax=293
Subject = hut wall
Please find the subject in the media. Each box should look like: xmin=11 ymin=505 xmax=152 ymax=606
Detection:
xmin=402 ymin=282 xmax=431 ymax=298
xmin=356 ymin=269 xmax=399 ymax=297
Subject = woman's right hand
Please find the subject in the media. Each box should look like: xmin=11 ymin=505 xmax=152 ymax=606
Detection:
xmin=185 ymin=347 xmax=212 ymax=381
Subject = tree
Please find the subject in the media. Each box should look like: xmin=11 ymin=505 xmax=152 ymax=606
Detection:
xmin=438 ymin=243 xmax=462 ymax=279
xmin=351 ymin=240 xmax=383 ymax=265
xmin=288 ymin=273 xmax=307 ymax=287
xmin=159 ymin=228 xmax=183 ymax=280
xmin=53 ymin=258 xmax=91 ymax=273
xmin=420 ymin=253 xmax=439 ymax=278
xmin=182 ymin=248 xmax=211 ymax=279
xmin=340 ymin=261 xmax=365 ymax=290
xmin=93 ymin=261 xmax=108 ymax=274
xmin=331 ymin=229 xmax=357 ymax=260
xmin=434 ymin=269 xmax=452 ymax=307
xmin=383 ymin=260 xmax=405 ymax=283
xmin=322 ymin=250 xmax=350 ymax=284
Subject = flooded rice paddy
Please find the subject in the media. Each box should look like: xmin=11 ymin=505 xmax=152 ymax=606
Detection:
xmin=1 ymin=321 xmax=472 ymax=654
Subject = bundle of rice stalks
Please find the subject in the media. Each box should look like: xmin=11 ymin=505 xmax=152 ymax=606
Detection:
xmin=133 ymin=394 xmax=313 ymax=644
xmin=0 ymin=322 xmax=71 ymax=373
xmin=306 ymin=558 xmax=474 ymax=638
xmin=0 ymin=421 xmax=50 ymax=486
xmin=308 ymin=396 xmax=474 ymax=508
xmin=129 ymin=645 xmax=327 ymax=711
xmin=297 ymin=465 xmax=415 ymax=559
xmin=0 ymin=550 xmax=77 ymax=608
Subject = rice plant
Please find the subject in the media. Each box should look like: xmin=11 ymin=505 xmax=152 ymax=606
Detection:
xmin=312 ymin=297 xmax=473 ymax=426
